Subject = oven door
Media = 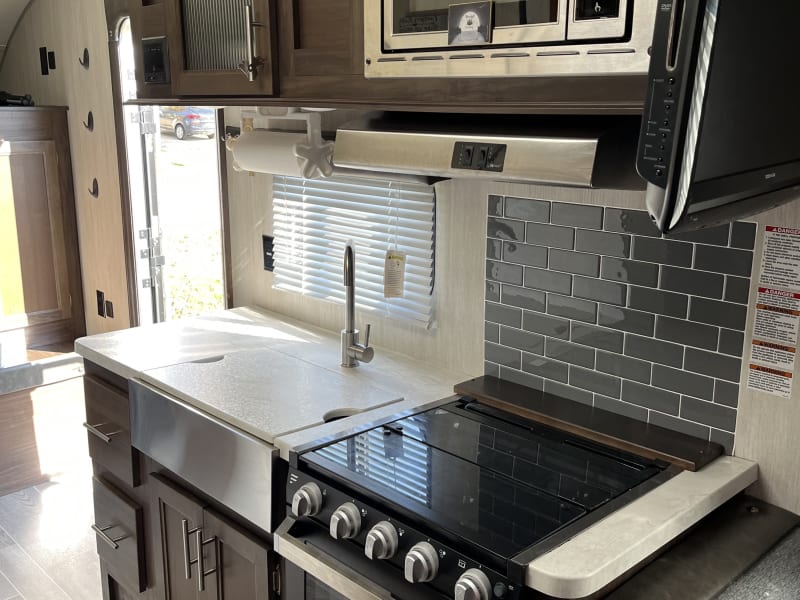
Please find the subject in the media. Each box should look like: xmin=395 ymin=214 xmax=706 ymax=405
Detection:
xmin=381 ymin=0 xmax=568 ymax=51
xmin=275 ymin=518 xmax=446 ymax=600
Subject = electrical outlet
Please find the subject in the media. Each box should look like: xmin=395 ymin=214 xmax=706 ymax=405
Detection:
xmin=104 ymin=300 xmax=114 ymax=318
xmin=262 ymin=235 xmax=275 ymax=272
xmin=39 ymin=47 xmax=49 ymax=75
xmin=96 ymin=290 xmax=106 ymax=318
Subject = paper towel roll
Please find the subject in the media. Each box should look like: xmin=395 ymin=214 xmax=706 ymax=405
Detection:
xmin=229 ymin=129 xmax=308 ymax=176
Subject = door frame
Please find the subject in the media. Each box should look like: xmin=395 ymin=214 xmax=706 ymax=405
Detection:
xmin=106 ymin=8 xmax=233 ymax=327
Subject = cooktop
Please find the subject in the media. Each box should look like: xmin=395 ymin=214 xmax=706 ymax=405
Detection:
xmin=299 ymin=397 xmax=669 ymax=570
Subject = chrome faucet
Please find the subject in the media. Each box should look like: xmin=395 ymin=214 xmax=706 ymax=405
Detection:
xmin=341 ymin=242 xmax=374 ymax=368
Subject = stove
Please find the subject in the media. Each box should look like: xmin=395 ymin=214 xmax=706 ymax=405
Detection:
xmin=277 ymin=395 xmax=677 ymax=599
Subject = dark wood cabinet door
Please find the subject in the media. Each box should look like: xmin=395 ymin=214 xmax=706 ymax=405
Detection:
xmin=201 ymin=509 xmax=273 ymax=600
xmin=165 ymin=0 xmax=277 ymax=96
xmin=152 ymin=475 xmax=205 ymax=600
xmin=278 ymin=0 xmax=363 ymax=78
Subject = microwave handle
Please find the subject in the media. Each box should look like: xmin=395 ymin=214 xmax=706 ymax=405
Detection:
xmin=275 ymin=518 xmax=393 ymax=600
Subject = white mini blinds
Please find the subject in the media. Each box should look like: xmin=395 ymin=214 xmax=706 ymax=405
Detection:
xmin=272 ymin=175 xmax=436 ymax=327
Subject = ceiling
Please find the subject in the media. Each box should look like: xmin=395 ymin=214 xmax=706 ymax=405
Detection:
xmin=0 ymin=0 xmax=33 ymax=56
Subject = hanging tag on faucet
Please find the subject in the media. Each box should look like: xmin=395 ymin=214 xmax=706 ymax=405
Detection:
xmin=384 ymin=250 xmax=406 ymax=298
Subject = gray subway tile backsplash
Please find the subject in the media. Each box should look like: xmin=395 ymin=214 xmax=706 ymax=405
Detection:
xmin=524 ymin=267 xmax=572 ymax=295
xmin=485 ymin=301 xmax=522 ymax=327
xmin=652 ymin=365 xmax=714 ymax=401
xmin=487 ymin=260 xmax=523 ymax=285
xmin=575 ymin=229 xmax=631 ymax=258
xmin=504 ymin=242 xmax=548 ymax=268
xmin=683 ymin=347 xmax=742 ymax=383
xmin=551 ymin=202 xmax=604 ymax=229
xmin=710 ymin=429 xmax=735 ymax=454
xmin=500 ymin=326 xmax=545 ymax=354
xmin=523 ymin=311 xmax=570 ymax=339
xmin=596 ymin=351 xmax=651 ymax=384
xmin=730 ymin=222 xmax=757 ymax=250
xmin=569 ymin=366 xmax=622 ymax=398
xmin=625 ymin=334 xmax=684 ymax=368
xmin=483 ymin=196 xmax=754 ymax=450
xmin=655 ymin=316 xmax=719 ymax=351
xmin=549 ymin=249 xmax=601 ymax=277
xmin=574 ymin=277 xmax=627 ymax=306
xmin=505 ymin=197 xmax=550 ymax=222
xmin=724 ymin=276 xmax=751 ymax=304
xmin=485 ymin=342 xmax=522 ymax=370
xmin=548 ymin=294 xmax=598 ymax=323
xmin=526 ymin=222 xmax=574 ymax=249
xmin=680 ymin=396 xmax=737 ymax=433
xmin=502 ymin=285 xmax=546 ymax=313
xmin=628 ymin=286 xmax=688 ymax=319
xmin=571 ymin=323 xmax=624 ymax=353
xmin=694 ymin=245 xmax=754 ymax=277
xmin=621 ymin=380 xmax=679 ymax=415
xmin=545 ymin=338 xmax=595 ymax=368
xmin=598 ymin=305 xmax=655 ymax=336
xmin=604 ymin=208 xmax=661 ymax=237
xmin=632 ymin=237 xmax=693 ymax=267
xmin=689 ymin=297 xmax=748 ymax=331
xmin=601 ymin=257 xmax=659 ymax=287
xmin=488 ymin=217 xmax=525 ymax=241
xmin=661 ymin=266 xmax=725 ymax=298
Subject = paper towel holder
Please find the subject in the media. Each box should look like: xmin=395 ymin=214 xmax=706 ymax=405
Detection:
xmin=226 ymin=109 xmax=334 ymax=179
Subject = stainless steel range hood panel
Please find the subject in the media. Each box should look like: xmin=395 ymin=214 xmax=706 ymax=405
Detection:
xmin=333 ymin=113 xmax=644 ymax=189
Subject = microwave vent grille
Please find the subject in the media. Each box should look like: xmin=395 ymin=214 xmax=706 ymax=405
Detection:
xmin=182 ymin=0 xmax=249 ymax=71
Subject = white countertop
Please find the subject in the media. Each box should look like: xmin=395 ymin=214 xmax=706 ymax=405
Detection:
xmin=75 ymin=306 xmax=472 ymax=445
xmin=75 ymin=307 xmax=759 ymax=598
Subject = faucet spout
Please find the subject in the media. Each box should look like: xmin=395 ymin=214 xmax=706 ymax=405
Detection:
xmin=341 ymin=242 xmax=374 ymax=367
xmin=344 ymin=243 xmax=355 ymax=333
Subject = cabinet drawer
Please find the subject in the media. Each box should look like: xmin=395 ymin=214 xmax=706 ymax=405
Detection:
xmin=92 ymin=476 xmax=146 ymax=593
xmin=84 ymin=375 xmax=140 ymax=487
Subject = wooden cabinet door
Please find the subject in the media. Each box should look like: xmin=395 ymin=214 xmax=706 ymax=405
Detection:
xmin=165 ymin=0 xmax=277 ymax=96
xmin=0 ymin=113 xmax=83 ymax=354
xmin=278 ymin=0 xmax=363 ymax=78
xmin=201 ymin=509 xmax=273 ymax=600
xmin=152 ymin=475 xmax=205 ymax=600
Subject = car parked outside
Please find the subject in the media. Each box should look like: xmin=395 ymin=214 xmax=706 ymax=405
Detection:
xmin=159 ymin=106 xmax=217 ymax=140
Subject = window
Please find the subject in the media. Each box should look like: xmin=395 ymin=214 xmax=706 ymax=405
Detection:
xmin=272 ymin=175 xmax=436 ymax=327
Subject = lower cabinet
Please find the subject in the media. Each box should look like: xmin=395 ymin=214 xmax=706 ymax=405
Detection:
xmin=152 ymin=474 xmax=276 ymax=600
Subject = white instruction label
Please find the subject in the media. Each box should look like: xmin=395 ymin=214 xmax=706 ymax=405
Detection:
xmin=747 ymin=364 xmax=793 ymax=398
xmin=753 ymin=288 xmax=800 ymax=346
xmin=751 ymin=340 xmax=797 ymax=371
xmin=760 ymin=226 xmax=800 ymax=291
xmin=383 ymin=250 xmax=406 ymax=298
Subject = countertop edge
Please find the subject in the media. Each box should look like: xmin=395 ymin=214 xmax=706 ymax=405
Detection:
xmin=526 ymin=456 xmax=759 ymax=598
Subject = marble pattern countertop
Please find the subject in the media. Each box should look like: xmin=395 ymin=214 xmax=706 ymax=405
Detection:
xmin=75 ymin=306 xmax=473 ymax=444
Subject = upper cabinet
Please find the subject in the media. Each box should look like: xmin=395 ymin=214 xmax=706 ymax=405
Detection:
xmin=129 ymin=0 xmax=278 ymax=98
xmin=125 ymin=0 xmax=651 ymax=113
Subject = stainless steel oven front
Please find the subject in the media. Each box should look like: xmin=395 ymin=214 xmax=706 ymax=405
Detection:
xmin=364 ymin=0 xmax=656 ymax=79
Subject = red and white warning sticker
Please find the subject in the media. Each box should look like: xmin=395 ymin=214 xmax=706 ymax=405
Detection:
xmin=747 ymin=364 xmax=793 ymax=398
xmin=753 ymin=288 xmax=800 ymax=346
xmin=760 ymin=227 xmax=800 ymax=292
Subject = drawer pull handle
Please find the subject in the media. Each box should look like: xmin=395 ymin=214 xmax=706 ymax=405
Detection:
xmin=195 ymin=529 xmax=218 ymax=593
xmin=182 ymin=519 xmax=200 ymax=580
xmin=83 ymin=422 xmax=121 ymax=444
xmin=92 ymin=523 xmax=128 ymax=549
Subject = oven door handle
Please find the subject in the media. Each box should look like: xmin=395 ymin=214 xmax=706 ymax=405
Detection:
xmin=275 ymin=517 xmax=393 ymax=600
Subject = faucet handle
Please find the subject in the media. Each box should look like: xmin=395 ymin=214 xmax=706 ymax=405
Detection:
xmin=364 ymin=324 xmax=371 ymax=347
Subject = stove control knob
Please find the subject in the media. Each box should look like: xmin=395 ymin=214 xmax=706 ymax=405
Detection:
xmin=329 ymin=502 xmax=362 ymax=540
xmin=365 ymin=521 xmax=399 ymax=560
xmin=454 ymin=569 xmax=491 ymax=600
xmin=291 ymin=482 xmax=323 ymax=518
xmin=404 ymin=542 xmax=439 ymax=583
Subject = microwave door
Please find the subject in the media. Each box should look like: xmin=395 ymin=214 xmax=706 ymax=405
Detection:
xmin=381 ymin=0 xmax=567 ymax=51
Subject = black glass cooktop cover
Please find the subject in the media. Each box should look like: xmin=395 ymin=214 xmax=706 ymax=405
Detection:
xmin=302 ymin=399 xmax=665 ymax=564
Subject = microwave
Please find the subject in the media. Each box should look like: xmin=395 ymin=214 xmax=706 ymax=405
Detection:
xmin=364 ymin=0 xmax=655 ymax=78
